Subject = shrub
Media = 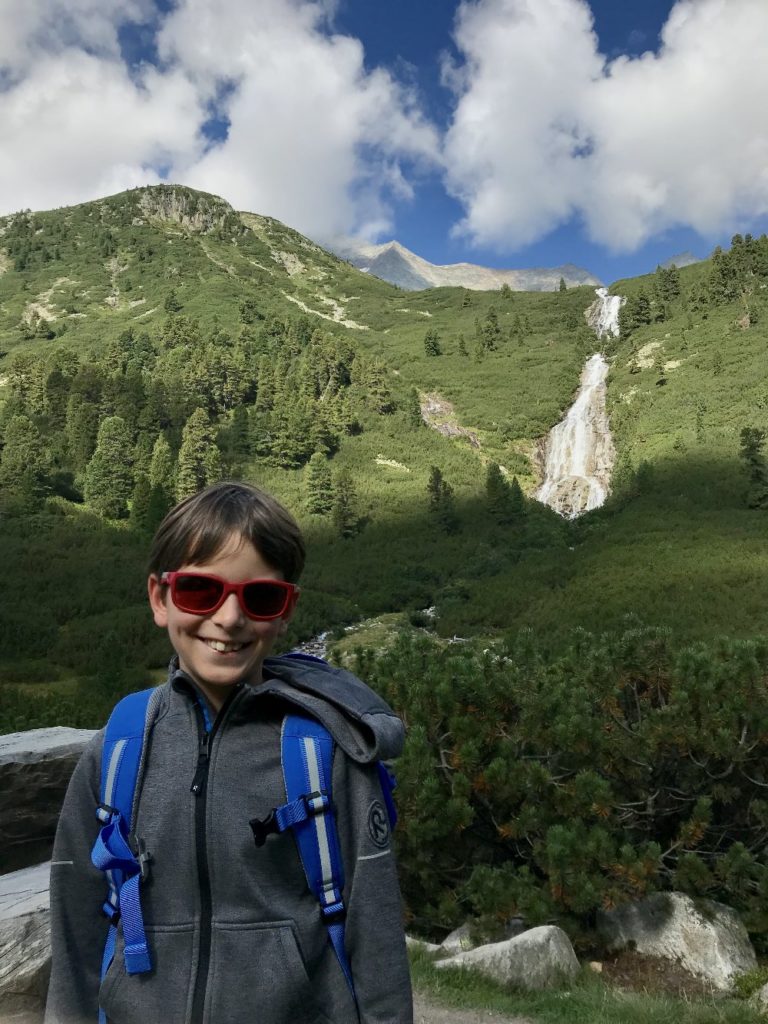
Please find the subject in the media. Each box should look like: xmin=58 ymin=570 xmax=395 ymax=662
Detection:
xmin=358 ymin=626 xmax=768 ymax=940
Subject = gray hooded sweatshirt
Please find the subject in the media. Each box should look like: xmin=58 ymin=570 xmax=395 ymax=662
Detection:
xmin=44 ymin=655 xmax=413 ymax=1024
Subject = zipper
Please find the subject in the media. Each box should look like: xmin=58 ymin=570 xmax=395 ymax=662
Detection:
xmin=189 ymin=686 xmax=243 ymax=1024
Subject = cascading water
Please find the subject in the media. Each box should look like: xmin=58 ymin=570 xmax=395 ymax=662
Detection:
xmin=536 ymin=288 xmax=622 ymax=517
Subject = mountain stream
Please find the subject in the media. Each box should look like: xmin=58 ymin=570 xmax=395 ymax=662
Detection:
xmin=535 ymin=288 xmax=621 ymax=517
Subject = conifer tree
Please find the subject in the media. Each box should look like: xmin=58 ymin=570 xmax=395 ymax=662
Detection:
xmin=485 ymin=462 xmax=512 ymax=521
xmin=406 ymin=388 xmax=422 ymax=429
xmin=739 ymin=427 xmax=768 ymax=508
xmin=457 ymin=334 xmax=468 ymax=357
xmin=332 ymin=467 xmax=360 ymax=538
xmin=427 ymin=466 xmax=459 ymax=534
xmin=65 ymin=393 xmax=100 ymax=471
xmin=84 ymin=416 xmax=134 ymax=518
xmin=305 ymin=452 xmax=334 ymax=515
xmin=176 ymin=408 xmax=221 ymax=500
xmin=130 ymin=472 xmax=153 ymax=531
xmin=424 ymin=328 xmax=441 ymax=357
xmin=559 ymin=277 xmax=567 ymax=292
xmin=149 ymin=434 xmax=175 ymax=491
xmin=0 ymin=415 xmax=50 ymax=498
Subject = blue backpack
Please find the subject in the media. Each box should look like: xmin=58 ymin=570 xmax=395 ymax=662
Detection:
xmin=90 ymin=660 xmax=397 ymax=1023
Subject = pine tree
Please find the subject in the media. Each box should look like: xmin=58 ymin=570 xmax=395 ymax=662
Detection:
xmin=65 ymin=393 xmax=100 ymax=471
xmin=427 ymin=466 xmax=459 ymax=534
xmin=739 ymin=427 xmax=768 ymax=508
xmin=0 ymin=415 xmax=50 ymax=497
xmin=176 ymin=408 xmax=221 ymax=500
xmin=84 ymin=416 xmax=134 ymax=518
xmin=149 ymin=434 xmax=175 ymax=491
xmin=164 ymin=288 xmax=182 ymax=313
xmin=424 ymin=328 xmax=442 ymax=357
xmin=406 ymin=388 xmax=423 ymax=429
xmin=457 ymin=334 xmax=468 ymax=357
xmin=333 ymin=468 xmax=360 ymax=538
xmin=305 ymin=452 xmax=334 ymax=515
xmin=130 ymin=472 xmax=153 ymax=531
xmin=559 ymin=277 xmax=567 ymax=292
xmin=485 ymin=462 xmax=512 ymax=521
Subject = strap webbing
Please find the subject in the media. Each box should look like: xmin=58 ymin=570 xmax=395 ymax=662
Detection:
xmin=281 ymin=714 xmax=357 ymax=1006
xmin=92 ymin=688 xmax=157 ymax=1022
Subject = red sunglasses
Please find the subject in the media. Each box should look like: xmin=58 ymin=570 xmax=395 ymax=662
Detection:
xmin=160 ymin=572 xmax=299 ymax=621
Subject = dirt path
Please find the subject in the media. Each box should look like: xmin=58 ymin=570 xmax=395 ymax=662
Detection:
xmin=414 ymin=992 xmax=533 ymax=1024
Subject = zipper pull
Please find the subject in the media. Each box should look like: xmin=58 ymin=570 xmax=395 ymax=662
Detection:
xmin=191 ymin=731 xmax=210 ymax=796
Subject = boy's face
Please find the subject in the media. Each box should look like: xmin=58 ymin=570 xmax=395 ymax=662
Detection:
xmin=148 ymin=533 xmax=295 ymax=709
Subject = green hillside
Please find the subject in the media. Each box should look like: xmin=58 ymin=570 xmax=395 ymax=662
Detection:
xmin=2 ymin=186 xmax=768 ymax=728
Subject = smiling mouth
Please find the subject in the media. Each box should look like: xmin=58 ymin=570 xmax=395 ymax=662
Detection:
xmin=201 ymin=639 xmax=250 ymax=654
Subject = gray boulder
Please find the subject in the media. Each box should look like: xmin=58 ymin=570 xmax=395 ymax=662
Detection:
xmin=406 ymin=935 xmax=442 ymax=955
xmin=0 ymin=727 xmax=95 ymax=873
xmin=440 ymin=923 xmax=475 ymax=955
xmin=0 ymin=862 xmax=51 ymax=1016
xmin=435 ymin=925 xmax=579 ymax=991
xmin=597 ymin=892 xmax=756 ymax=991
xmin=750 ymin=982 xmax=768 ymax=1014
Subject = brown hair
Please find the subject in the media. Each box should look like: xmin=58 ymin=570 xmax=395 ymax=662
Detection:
xmin=148 ymin=482 xmax=305 ymax=583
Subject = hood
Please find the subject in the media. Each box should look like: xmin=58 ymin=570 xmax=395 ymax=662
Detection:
xmin=258 ymin=653 xmax=404 ymax=764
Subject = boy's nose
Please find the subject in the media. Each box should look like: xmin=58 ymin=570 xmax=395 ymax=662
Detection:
xmin=212 ymin=592 xmax=246 ymax=627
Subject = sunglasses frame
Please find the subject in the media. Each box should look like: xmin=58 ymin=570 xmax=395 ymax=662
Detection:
xmin=159 ymin=571 xmax=299 ymax=621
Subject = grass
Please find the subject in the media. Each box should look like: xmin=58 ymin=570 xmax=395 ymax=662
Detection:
xmin=409 ymin=948 xmax=764 ymax=1024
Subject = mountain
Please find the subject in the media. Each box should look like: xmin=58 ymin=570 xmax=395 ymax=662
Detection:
xmin=329 ymin=237 xmax=602 ymax=292
xmin=3 ymin=184 xmax=768 ymax=720
xmin=660 ymin=251 xmax=701 ymax=269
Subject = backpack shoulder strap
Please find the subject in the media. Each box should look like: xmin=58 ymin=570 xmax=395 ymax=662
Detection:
xmin=91 ymin=687 xmax=160 ymax=1021
xmin=281 ymin=714 xmax=356 ymax=1002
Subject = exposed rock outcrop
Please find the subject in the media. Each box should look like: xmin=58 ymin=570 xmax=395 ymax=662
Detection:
xmin=597 ymin=892 xmax=757 ymax=992
xmin=0 ymin=862 xmax=50 ymax=1018
xmin=435 ymin=925 xmax=579 ymax=991
xmin=0 ymin=728 xmax=95 ymax=874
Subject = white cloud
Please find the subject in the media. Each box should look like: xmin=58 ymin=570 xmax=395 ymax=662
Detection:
xmin=444 ymin=0 xmax=768 ymax=252
xmin=0 ymin=0 xmax=439 ymax=241
xmin=0 ymin=52 xmax=205 ymax=215
xmin=159 ymin=0 xmax=439 ymax=240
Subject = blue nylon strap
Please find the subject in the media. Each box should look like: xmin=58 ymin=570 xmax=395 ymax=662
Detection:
xmin=98 ymin=925 xmax=116 ymax=1024
xmin=92 ymin=686 xmax=156 ymax=1002
xmin=281 ymin=715 xmax=356 ymax=1007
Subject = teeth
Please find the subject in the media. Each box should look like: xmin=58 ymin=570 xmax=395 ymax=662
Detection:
xmin=204 ymin=640 xmax=245 ymax=653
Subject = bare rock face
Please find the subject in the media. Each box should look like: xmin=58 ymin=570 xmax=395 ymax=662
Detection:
xmin=0 ymin=728 xmax=95 ymax=874
xmin=597 ymin=892 xmax=757 ymax=992
xmin=0 ymin=862 xmax=50 ymax=1018
xmin=435 ymin=925 xmax=579 ymax=991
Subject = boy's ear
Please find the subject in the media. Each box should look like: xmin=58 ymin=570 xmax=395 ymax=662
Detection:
xmin=147 ymin=574 xmax=169 ymax=628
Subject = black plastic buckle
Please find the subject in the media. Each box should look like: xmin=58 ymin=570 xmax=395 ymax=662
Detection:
xmin=250 ymin=810 xmax=280 ymax=848
xmin=136 ymin=837 xmax=152 ymax=881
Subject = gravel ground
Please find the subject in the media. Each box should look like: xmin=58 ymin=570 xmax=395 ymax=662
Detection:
xmin=414 ymin=991 xmax=533 ymax=1024
xmin=0 ymin=994 xmax=533 ymax=1024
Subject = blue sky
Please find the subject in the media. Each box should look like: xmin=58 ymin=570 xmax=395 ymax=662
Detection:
xmin=1 ymin=0 xmax=767 ymax=285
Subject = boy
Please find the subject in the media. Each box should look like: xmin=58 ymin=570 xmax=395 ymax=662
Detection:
xmin=45 ymin=481 xmax=413 ymax=1024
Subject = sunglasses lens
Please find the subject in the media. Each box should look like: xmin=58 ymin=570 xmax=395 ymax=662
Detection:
xmin=174 ymin=575 xmax=223 ymax=613
xmin=242 ymin=581 xmax=289 ymax=618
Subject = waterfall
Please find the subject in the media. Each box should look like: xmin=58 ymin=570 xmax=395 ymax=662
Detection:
xmin=536 ymin=288 xmax=621 ymax=517
xmin=589 ymin=286 xmax=623 ymax=338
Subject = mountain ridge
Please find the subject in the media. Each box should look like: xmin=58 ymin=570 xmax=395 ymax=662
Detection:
xmin=328 ymin=237 xmax=602 ymax=293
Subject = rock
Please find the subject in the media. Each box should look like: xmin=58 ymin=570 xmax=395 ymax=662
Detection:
xmin=0 ymin=728 xmax=95 ymax=873
xmin=588 ymin=961 xmax=603 ymax=973
xmin=440 ymin=923 xmax=475 ymax=955
xmin=406 ymin=935 xmax=442 ymax=955
xmin=0 ymin=863 xmax=50 ymax=1016
xmin=435 ymin=925 xmax=579 ymax=991
xmin=597 ymin=892 xmax=757 ymax=992
xmin=750 ymin=982 xmax=768 ymax=1014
